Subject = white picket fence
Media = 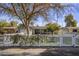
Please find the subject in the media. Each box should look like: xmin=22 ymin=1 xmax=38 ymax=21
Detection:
xmin=0 ymin=34 xmax=79 ymax=47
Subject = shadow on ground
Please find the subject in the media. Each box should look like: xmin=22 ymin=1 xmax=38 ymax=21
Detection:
xmin=40 ymin=48 xmax=79 ymax=56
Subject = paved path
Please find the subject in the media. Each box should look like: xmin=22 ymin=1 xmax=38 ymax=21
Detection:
xmin=0 ymin=47 xmax=79 ymax=56
xmin=0 ymin=48 xmax=46 ymax=56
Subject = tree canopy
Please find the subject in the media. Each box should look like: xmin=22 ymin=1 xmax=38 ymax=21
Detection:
xmin=0 ymin=21 xmax=17 ymax=27
xmin=46 ymin=23 xmax=60 ymax=33
xmin=0 ymin=21 xmax=17 ymax=34
xmin=65 ymin=14 xmax=77 ymax=27
xmin=0 ymin=21 xmax=10 ymax=27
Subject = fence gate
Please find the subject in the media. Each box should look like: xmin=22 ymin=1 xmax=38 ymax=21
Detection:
xmin=60 ymin=35 xmax=79 ymax=47
xmin=74 ymin=35 xmax=79 ymax=46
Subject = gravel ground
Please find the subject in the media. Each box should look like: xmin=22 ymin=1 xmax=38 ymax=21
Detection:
xmin=0 ymin=47 xmax=79 ymax=56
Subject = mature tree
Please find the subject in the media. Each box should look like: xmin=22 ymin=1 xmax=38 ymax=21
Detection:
xmin=0 ymin=3 xmax=53 ymax=35
xmin=65 ymin=14 xmax=77 ymax=27
xmin=0 ymin=3 xmax=71 ymax=35
xmin=46 ymin=23 xmax=60 ymax=34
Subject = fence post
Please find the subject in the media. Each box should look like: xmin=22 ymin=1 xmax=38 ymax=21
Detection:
xmin=60 ymin=36 xmax=63 ymax=47
xmin=3 ymin=35 xmax=7 ymax=46
xmin=72 ymin=36 xmax=76 ymax=47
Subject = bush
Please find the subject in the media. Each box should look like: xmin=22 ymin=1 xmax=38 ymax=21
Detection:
xmin=10 ymin=35 xmax=49 ymax=46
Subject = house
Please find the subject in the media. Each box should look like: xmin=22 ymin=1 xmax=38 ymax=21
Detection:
xmin=33 ymin=26 xmax=79 ymax=34
xmin=58 ymin=27 xmax=79 ymax=35
xmin=1 ymin=25 xmax=79 ymax=35
xmin=0 ymin=27 xmax=17 ymax=34
xmin=31 ymin=26 xmax=53 ymax=35
xmin=31 ymin=26 xmax=79 ymax=35
xmin=18 ymin=26 xmax=53 ymax=35
xmin=18 ymin=26 xmax=79 ymax=35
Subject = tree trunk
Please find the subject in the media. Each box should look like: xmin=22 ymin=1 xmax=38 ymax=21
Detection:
xmin=24 ymin=24 xmax=29 ymax=36
xmin=26 ymin=26 xmax=29 ymax=36
xmin=23 ymin=25 xmax=29 ymax=44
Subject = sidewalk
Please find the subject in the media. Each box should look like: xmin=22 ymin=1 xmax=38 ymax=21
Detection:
xmin=0 ymin=48 xmax=46 ymax=56
xmin=0 ymin=47 xmax=79 ymax=56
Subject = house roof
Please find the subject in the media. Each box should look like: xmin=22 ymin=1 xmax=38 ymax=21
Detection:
xmin=0 ymin=27 xmax=17 ymax=29
xmin=61 ymin=27 xmax=79 ymax=29
xmin=30 ymin=26 xmax=47 ymax=29
xmin=30 ymin=26 xmax=79 ymax=30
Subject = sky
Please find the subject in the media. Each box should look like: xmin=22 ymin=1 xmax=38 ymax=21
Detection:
xmin=0 ymin=3 xmax=79 ymax=27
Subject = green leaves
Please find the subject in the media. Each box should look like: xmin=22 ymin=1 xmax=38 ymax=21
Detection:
xmin=11 ymin=35 xmax=48 ymax=46
xmin=0 ymin=21 xmax=10 ymax=27
xmin=46 ymin=23 xmax=60 ymax=33
xmin=0 ymin=21 xmax=17 ymax=27
xmin=65 ymin=14 xmax=77 ymax=27
xmin=10 ymin=21 xmax=17 ymax=27
xmin=0 ymin=21 xmax=17 ymax=34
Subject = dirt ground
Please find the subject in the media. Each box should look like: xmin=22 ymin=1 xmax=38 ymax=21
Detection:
xmin=0 ymin=47 xmax=79 ymax=56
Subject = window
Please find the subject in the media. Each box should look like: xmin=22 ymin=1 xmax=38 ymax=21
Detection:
xmin=73 ymin=29 xmax=77 ymax=32
xmin=35 ymin=29 xmax=40 ymax=34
